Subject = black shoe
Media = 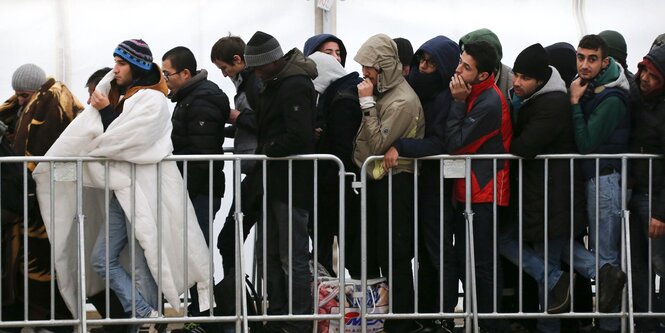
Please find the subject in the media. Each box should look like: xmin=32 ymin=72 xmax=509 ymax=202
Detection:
xmin=598 ymin=264 xmax=627 ymax=313
xmin=547 ymin=273 xmax=572 ymax=314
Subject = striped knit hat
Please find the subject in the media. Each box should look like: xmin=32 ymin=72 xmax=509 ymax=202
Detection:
xmin=113 ymin=39 xmax=153 ymax=71
xmin=244 ymin=31 xmax=283 ymax=67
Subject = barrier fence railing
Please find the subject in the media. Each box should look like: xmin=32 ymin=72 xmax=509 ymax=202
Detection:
xmin=0 ymin=153 xmax=663 ymax=333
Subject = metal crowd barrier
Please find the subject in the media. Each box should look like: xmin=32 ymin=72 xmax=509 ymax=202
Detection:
xmin=0 ymin=153 xmax=664 ymax=333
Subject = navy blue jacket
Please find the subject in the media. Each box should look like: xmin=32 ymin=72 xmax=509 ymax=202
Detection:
xmin=394 ymin=36 xmax=459 ymax=184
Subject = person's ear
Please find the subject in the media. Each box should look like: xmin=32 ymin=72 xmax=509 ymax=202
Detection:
xmin=478 ymin=71 xmax=490 ymax=82
xmin=233 ymin=55 xmax=242 ymax=65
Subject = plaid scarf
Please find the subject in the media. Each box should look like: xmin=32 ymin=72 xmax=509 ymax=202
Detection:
xmin=579 ymin=66 xmax=609 ymax=104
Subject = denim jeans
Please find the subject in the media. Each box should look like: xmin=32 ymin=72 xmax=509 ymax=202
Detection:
xmin=265 ymin=200 xmax=312 ymax=333
xmin=499 ymin=224 xmax=566 ymax=333
xmin=586 ymin=172 xmax=623 ymax=268
xmin=91 ymin=194 xmax=158 ymax=318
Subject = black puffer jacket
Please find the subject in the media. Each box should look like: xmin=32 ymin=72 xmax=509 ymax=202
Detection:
xmin=631 ymin=45 xmax=665 ymax=220
xmin=170 ymin=69 xmax=230 ymax=197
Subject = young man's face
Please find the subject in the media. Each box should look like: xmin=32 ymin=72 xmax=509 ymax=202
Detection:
xmin=361 ymin=66 xmax=380 ymax=87
xmin=455 ymin=51 xmax=486 ymax=85
xmin=417 ymin=51 xmax=437 ymax=74
xmin=113 ymin=56 xmax=133 ymax=87
xmin=576 ymin=47 xmax=609 ymax=81
xmin=213 ymin=55 xmax=245 ymax=78
xmin=14 ymin=90 xmax=35 ymax=107
xmin=162 ymin=58 xmax=186 ymax=94
xmin=639 ymin=65 xmax=664 ymax=95
xmin=512 ymin=72 xmax=542 ymax=98
xmin=319 ymin=41 xmax=342 ymax=64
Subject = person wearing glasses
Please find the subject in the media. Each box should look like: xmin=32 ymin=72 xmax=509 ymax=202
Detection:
xmin=353 ymin=33 xmax=425 ymax=333
xmin=161 ymin=45 xmax=229 ymax=333
xmin=381 ymin=35 xmax=461 ymax=333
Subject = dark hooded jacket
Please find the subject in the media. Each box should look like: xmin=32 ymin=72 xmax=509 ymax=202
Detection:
xmin=459 ymin=28 xmax=513 ymax=102
xmin=304 ymin=34 xmax=348 ymax=67
xmin=395 ymin=35 xmax=459 ymax=184
xmin=170 ymin=69 xmax=230 ymax=197
xmin=255 ymin=48 xmax=318 ymax=208
xmin=631 ymin=45 xmax=665 ymax=221
xmin=509 ymin=67 xmax=585 ymax=241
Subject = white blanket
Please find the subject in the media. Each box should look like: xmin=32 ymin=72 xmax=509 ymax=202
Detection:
xmin=33 ymin=71 xmax=212 ymax=315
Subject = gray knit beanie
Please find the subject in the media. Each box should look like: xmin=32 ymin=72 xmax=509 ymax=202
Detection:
xmin=244 ymin=31 xmax=284 ymax=67
xmin=12 ymin=64 xmax=47 ymax=91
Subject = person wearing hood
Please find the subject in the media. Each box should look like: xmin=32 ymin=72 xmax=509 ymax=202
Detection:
xmin=628 ymin=44 xmax=665 ymax=333
xmin=303 ymin=33 xmax=347 ymax=66
xmin=244 ymin=31 xmax=317 ymax=333
xmin=498 ymin=43 xmax=586 ymax=333
xmin=458 ymin=28 xmax=513 ymax=103
xmin=652 ymin=33 xmax=665 ymax=50
xmin=354 ymin=33 xmax=424 ymax=333
xmin=445 ymin=40 xmax=512 ymax=333
xmin=307 ymin=51 xmax=362 ymax=277
xmin=599 ymin=30 xmax=640 ymax=106
xmin=382 ymin=35 xmax=459 ymax=333
xmin=545 ymin=42 xmax=578 ymax=88
xmin=162 ymin=46 xmax=229 ymax=333
xmin=570 ymin=34 xmax=629 ymax=326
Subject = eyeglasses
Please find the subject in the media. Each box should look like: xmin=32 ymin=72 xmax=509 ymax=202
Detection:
xmin=162 ymin=70 xmax=182 ymax=81
xmin=417 ymin=55 xmax=437 ymax=68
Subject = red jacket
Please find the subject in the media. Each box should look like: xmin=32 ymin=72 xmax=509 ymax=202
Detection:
xmin=445 ymin=74 xmax=512 ymax=205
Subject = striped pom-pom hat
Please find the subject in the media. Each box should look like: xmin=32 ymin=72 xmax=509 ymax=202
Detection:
xmin=113 ymin=39 xmax=153 ymax=71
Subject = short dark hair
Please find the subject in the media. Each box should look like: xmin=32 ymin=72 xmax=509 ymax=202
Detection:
xmin=578 ymin=34 xmax=608 ymax=58
xmin=211 ymin=35 xmax=246 ymax=63
xmin=85 ymin=67 xmax=111 ymax=88
xmin=162 ymin=46 xmax=197 ymax=75
xmin=462 ymin=41 xmax=498 ymax=75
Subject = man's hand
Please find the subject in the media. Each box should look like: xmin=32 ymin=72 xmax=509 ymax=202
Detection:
xmin=569 ymin=77 xmax=587 ymax=105
xmin=450 ymin=74 xmax=472 ymax=102
xmin=228 ymin=109 xmax=240 ymax=124
xmin=650 ymin=217 xmax=665 ymax=239
xmin=90 ymin=90 xmax=110 ymax=111
xmin=383 ymin=146 xmax=399 ymax=170
xmin=357 ymin=77 xmax=374 ymax=98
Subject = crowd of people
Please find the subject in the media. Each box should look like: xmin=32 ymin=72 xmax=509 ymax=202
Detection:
xmin=0 ymin=27 xmax=664 ymax=333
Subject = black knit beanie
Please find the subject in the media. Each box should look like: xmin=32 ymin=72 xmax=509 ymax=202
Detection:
xmin=393 ymin=37 xmax=414 ymax=65
xmin=513 ymin=43 xmax=551 ymax=81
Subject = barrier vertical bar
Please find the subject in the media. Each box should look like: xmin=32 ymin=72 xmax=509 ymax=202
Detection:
xmin=620 ymin=157 xmax=630 ymax=332
xmin=413 ymin=159 xmax=419 ymax=314
xmin=518 ymin=158 xmax=524 ymax=314
xmin=76 ymin=160 xmax=87 ymax=333
xmin=361 ymin=161 xmax=368 ymax=333
xmin=465 ymin=157 xmax=477 ymax=333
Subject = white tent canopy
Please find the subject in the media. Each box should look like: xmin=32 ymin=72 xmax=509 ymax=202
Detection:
xmin=1 ymin=0 xmax=663 ymax=103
